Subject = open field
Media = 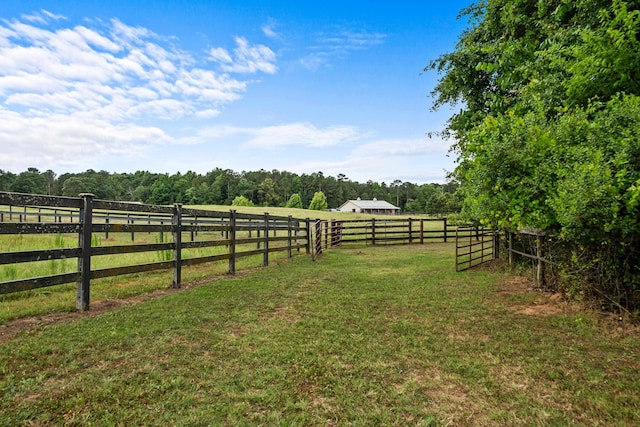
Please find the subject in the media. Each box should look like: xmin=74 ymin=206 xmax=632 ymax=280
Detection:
xmin=1 ymin=244 xmax=639 ymax=426
xmin=0 ymin=203 xmax=450 ymax=322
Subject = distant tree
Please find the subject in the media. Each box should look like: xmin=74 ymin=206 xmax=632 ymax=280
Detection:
xmin=0 ymin=170 xmax=16 ymax=191
xmin=10 ymin=168 xmax=46 ymax=194
xmin=308 ymin=191 xmax=328 ymax=211
xmin=285 ymin=193 xmax=303 ymax=209
xmin=257 ymin=177 xmax=279 ymax=206
xmin=404 ymin=198 xmax=424 ymax=213
xmin=148 ymin=174 xmax=173 ymax=205
xmin=236 ymin=177 xmax=257 ymax=200
xmin=391 ymin=179 xmax=403 ymax=207
xmin=132 ymin=185 xmax=150 ymax=202
xmin=61 ymin=176 xmax=96 ymax=197
xmin=186 ymin=182 xmax=213 ymax=205
xmin=231 ymin=195 xmax=254 ymax=206
xmin=42 ymin=169 xmax=56 ymax=195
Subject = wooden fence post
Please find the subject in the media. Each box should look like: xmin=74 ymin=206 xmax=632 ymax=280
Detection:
xmin=263 ymin=213 xmax=270 ymax=267
xmin=305 ymin=218 xmax=311 ymax=255
xmin=172 ymin=204 xmax=182 ymax=288
xmin=288 ymin=216 xmax=293 ymax=258
xmin=229 ymin=210 xmax=236 ymax=274
xmin=443 ymin=217 xmax=448 ymax=243
xmin=420 ymin=219 xmax=424 ymax=244
xmin=408 ymin=218 xmax=413 ymax=244
xmin=371 ymin=218 xmax=376 ymax=245
xmin=257 ymin=227 xmax=261 ymax=249
xmin=77 ymin=193 xmax=94 ymax=311
xmin=315 ymin=219 xmax=322 ymax=257
xmin=128 ymin=215 xmax=135 ymax=241
xmin=508 ymin=231 xmax=513 ymax=266
xmin=536 ymin=235 xmax=544 ymax=287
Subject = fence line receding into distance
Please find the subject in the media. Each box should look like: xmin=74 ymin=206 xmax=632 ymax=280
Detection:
xmin=0 ymin=192 xmax=310 ymax=310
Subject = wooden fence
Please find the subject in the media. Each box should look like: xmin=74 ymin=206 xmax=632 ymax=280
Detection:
xmin=310 ymin=217 xmax=456 ymax=260
xmin=0 ymin=191 xmax=310 ymax=310
xmin=506 ymin=229 xmax=554 ymax=287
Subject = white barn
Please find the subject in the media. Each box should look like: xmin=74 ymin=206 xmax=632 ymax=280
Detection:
xmin=338 ymin=198 xmax=400 ymax=215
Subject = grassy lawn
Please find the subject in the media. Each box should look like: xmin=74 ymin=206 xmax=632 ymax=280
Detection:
xmin=1 ymin=244 xmax=639 ymax=426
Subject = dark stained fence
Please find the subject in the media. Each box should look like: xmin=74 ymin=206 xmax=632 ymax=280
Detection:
xmin=0 ymin=191 xmax=311 ymax=310
xmin=311 ymin=217 xmax=455 ymax=260
xmin=455 ymin=226 xmax=498 ymax=272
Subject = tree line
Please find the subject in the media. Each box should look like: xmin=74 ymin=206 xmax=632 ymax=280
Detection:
xmin=0 ymin=167 xmax=461 ymax=214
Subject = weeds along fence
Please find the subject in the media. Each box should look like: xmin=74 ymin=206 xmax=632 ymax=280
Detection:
xmin=0 ymin=192 xmax=310 ymax=310
xmin=506 ymin=229 xmax=556 ymax=289
xmin=310 ymin=217 xmax=456 ymax=260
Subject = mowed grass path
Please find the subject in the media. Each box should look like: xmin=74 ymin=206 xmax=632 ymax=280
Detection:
xmin=1 ymin=244 xmax=639 ymax=426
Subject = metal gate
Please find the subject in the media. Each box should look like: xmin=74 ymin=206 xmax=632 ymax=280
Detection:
xmin=311 ymin=220 xmax=343 ymax=260
xmin=455 ymin=226 xmax=498 ymax=271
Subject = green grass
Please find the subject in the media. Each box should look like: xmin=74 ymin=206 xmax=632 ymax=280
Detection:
xmin=1 ymin=244 xmax=639 ymax=426
xmin=0 ymin=206 xmax=447 ymax=322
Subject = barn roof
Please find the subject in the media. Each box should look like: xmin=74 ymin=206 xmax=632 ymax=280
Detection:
xmin=339 ymin=199 xmax=399 ymax=210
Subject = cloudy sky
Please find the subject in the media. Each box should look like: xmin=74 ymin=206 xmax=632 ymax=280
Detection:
xmin=0 ymin=1 xmax=470 ymax=184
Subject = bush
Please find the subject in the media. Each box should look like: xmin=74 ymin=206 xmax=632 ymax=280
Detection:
xmin=231 ymin=196 xmax=254 ymax=207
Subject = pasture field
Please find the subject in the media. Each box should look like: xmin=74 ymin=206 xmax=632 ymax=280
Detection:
xmin=0 ymin=207 xmax=448 ymax=323
xmin=1 ymin=244 xmax=639 ymax=426
xmin=0 ymin=228 xmax=297 ymax=323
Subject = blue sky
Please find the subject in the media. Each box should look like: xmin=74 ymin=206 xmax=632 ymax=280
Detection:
xmin=0 ymin=1 xmax=470 ymax=184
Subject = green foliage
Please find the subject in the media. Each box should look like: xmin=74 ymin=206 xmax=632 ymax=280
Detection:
xmin=285 ymin=193 xmax=303 ymax=209
xmin=308 ymin=191 xmax=328 ymax=211
xmin=231 ymin=195 xmax=254 ymax=207
xmin=428 ymin=0 xmax=640 ymax=309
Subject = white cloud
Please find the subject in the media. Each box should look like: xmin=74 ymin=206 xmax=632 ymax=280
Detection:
xmin=208 ymin=47 xmax=232 ymax=63
xmin=21 ymin=10 xmax=66 ymax=24
xmin=261 ymin=20 xmax=279 ymax=39
xmin=286 ymin=135 xmax=454 ymax=183
xmin=245 ymin=123 xmax=360 ymax=148
xmin=300 ymin=27 xmax=386 ymax=70
xmin=197 ymin=122 xmax=362 ymax=148
xmin=209 ymin=37 xmax=276 ymax=74
xmin=0 ymin=13 xmax=278 ymax=172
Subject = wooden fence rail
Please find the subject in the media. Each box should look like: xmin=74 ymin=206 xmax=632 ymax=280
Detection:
xmin=506 ymin=229 xmax=555 ymax=287
xmin=0 ymin=192 xmax=310 ymax=310
xmin=310 ymin=217 xmax=457 ymax=259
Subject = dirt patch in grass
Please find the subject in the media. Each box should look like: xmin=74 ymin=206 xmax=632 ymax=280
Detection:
xmin=0 ymin=270 xmax=260 ymax=342
xmin=493 ymin=275 xmax=568 ymax=316
xmin=0 ymin=287 xmax=175 ymax=342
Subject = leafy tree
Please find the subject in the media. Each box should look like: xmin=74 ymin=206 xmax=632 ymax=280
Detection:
xmin=42 ymin=170 xmax=56 ymax=195
xmin=427 ymin=0 xmax=640 ymax=308
xmin=10 ymin=168 xmax=46 ymax=194
xmin=148 ymin=174 xmax=173 ymax=205
xmin=308 ymin=191 xmax=328 ymax=211
xmin=231 ymin=195 xmax=254 ymax=207
xmin=61 ymin=176 xmax=96 ymax=197
xmin=285 ymin=193 xmax=303 ymax=209
xmin=0 ymin=170 xmax=16 ymax=191
xmin=257 ymin=177 xmax=279 ymax=206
